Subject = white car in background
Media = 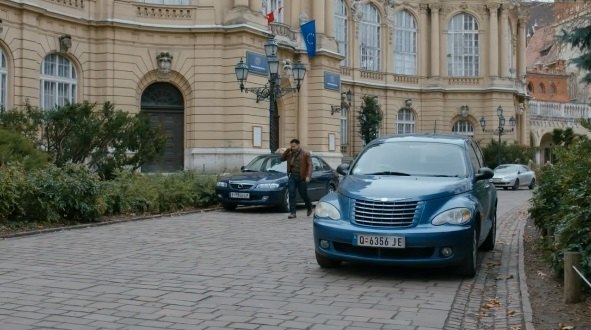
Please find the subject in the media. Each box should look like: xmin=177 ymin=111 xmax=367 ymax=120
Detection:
xmin=492 ymin=164 xmax=536 ymax=190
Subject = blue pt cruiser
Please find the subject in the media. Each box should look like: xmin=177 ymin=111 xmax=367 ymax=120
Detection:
xmin=313 ymin=134 xmax=497 ymax=277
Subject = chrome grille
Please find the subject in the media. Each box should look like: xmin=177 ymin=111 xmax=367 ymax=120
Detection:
xmin=354 ymin=200 xmax=418 ymax=227
xmin=230 ymin=183 xmax=254 ymax=190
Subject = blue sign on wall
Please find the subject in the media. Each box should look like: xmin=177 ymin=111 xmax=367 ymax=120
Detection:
xmin=324 ymin=71 xmax=341 ymax=91
xmin=246 ymin=51 xmax=268 ymax=76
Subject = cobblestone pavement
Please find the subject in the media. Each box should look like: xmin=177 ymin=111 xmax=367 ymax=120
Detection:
xmin=0 ymin=190 xmax=531 ymax=330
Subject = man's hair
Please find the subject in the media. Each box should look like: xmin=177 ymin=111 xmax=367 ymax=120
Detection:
xmin=290 ymin=138 xmax=300 ymax=144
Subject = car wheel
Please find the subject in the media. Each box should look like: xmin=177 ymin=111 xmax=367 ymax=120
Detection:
xmin=279 ymin=189 xmax=290 ymax=213
xmin=481 ymin=207 xmax=496 ymax=251
xmin=458 ymin=228 xmax=478 ymax=278
xmin=512 ymin=179 xmax=520 ymax=190
xmin=528 ymin=178 xmax=536 ymax=190
xmin=328 ymin=183 xmax=336 ymax=193
xmin=222 ymin=202 xmax=237 ymax=211
xmin=315 ymin=251 xmax=340 ymax=268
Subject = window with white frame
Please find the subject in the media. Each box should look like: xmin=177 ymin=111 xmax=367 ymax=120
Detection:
xmin=360 ymin=4 xmax=380 ymax=71
xmin=340 ymin=108 xmax=348 ymax=146
xmin=140 ymin=0 xmax=191 ymax=4
xmin=447 ymin=13 xmax=479 ymax=77
xmin=40 ymin=54 xmax=77 ymax=110
xmin=396 ymin=109 xmax=415 ymax=134
xmin=394 ymin=10 xmax=417 ymax=75
xmin=0 ymin=49 xmax=7 ymax=111
xmin=334 ymin=0 xmax=348 ymax=66
xmin=452 ymin=120 xmax=474 ymax=136
xmin=263 ymin=0 xmax=284 ymax=23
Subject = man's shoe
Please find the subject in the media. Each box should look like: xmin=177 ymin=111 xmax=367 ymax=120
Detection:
xmin=288 ymin=213 xmax=296 ymax=219
xmin=307 ymin=207 xmax=313 ymax=216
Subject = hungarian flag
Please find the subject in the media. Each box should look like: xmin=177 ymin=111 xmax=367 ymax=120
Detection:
xmin=266 ymin=6 xmax=283 ymax=24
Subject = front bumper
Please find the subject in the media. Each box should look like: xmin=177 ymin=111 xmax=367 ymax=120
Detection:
xmin=216 ymin=188 xmax=285 ymax=206
xmin=491 ymin=179 xmax=515 ymax=188
xmin=313 ymin=218 xmax=473 ymax=267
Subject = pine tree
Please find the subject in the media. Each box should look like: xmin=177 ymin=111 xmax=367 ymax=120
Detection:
xmin=357 ymin=95 xmax=383 ymax=145
xmin=561 ymin=15 xmax=591 ymax=83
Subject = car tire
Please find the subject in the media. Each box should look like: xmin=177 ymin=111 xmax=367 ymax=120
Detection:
xmin=222 ymin=202 xmax=237 ymax=211
xmin=315 ymin=251 xmax=340 ymax=268
xmin=279 ymin=189 xmax=290 ymax=213
xmin=528 ymin=178 xmax=536 ymax=190
xmin=458 ymin=228 xmax=478 ymax=278
xmin=481 ymin=207 xmax=496 ymax=251
xmin=328 ymin=183 xmax=336 ymax=193
xmin=512 ymin=179 xmax=520 ymax=190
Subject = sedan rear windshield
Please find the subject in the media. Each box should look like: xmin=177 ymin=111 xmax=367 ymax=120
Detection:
xmin=351 ymin=141 xmax=468 ymax=177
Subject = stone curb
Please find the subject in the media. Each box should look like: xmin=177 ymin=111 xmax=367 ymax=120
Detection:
xmin=0 ymin=206 xmax=222 ymax=240
xmin=518 ymin=211 xmax=536 ymax=330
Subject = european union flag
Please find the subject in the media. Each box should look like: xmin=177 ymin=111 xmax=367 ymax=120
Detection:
xmin=301 ymin=20 xmax=316 ymax=58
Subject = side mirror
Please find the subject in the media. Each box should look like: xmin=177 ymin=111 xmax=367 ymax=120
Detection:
xmin=475 ymin=167 xmax=494 ymax=181
xmin=336 ymin=163 xmax=350 ymax=176
xmin=240 ymin=166 xmax=246 ymax=172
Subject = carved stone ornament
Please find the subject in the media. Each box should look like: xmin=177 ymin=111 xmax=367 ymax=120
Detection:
xmin=350 ymin=0 xmax=366 ymax=22
xmin=156 ymin=52 xmax=173 ymax=77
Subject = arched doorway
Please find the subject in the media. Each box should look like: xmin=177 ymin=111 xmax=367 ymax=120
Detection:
xmin=539 ymin=132 xmax=554 ymax=165
xmin=141 ymin=82 xmax=184 ymax=172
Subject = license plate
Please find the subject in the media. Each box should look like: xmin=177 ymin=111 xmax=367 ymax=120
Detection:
xmin=356 ymin=234 xmax=405 ymax=248
xmin=230 ymin=192 xmax=249 ymax=199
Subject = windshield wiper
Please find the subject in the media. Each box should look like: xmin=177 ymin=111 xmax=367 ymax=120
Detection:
xmin=420 ymin=174 xmax=461 ymax=178
xmin=266 ymin=169 xmax=284 ymax=173
xmin=242 ymin=169 xmax=257 ymax=172
xmin=365 ymin=171 xmax=411 ymax=176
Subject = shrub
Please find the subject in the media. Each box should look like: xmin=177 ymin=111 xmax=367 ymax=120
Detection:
xmin=480 ymin=139 xmax=537 ymax=169
xmin=0 ymin=128 xmax=50 ymax=170
xmin=21 ymin=164 xmax=104 ymax=223
xmin=530 ymin=137 xmax=591 ymax=277
xmin=0 ymin=165 xmax=28 ymax=220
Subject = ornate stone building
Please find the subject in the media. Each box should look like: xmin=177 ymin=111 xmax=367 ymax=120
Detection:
xmin=0 ymin=0 xmax=528 ymax=172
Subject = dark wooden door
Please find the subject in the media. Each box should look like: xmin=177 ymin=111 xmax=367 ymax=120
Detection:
xmin=140 ymin=82 xmax=184 ymax=173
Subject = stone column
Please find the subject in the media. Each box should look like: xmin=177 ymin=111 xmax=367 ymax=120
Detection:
xmin=313 ymin=0 xmax=325 ymax=34
xmin=430 ymin=4 xmax=440 ymax=77
xmin=234 ymin=0 xmax=248 ymax=7
xmin=419 ymin=4 xmax=429 ymax=77
xmin=499 ymin=6 xmax=509 ymax=78
xmin=291 ymin=0 xmax=300 ymax=27
xmin=488 ymin=3 xmax=499 ymax=77
xmin=298 ymin=56 xmax=309 ymax=145
xmin=325 ymin=0 xmax=334 ymax=38
xmin=518 ymin=15 xmax=527 ymax=81
xmin=249 ymin=0 xmax=261 ymax=13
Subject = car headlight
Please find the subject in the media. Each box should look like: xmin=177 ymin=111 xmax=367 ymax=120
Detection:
xmin=256 ymin=183 xmax=280 ymax=189
xmin=432 ymin=208 xmax=472 ymax=225
xmin=314 ymin=202 xmax=341 ymax=220
xmin=216 ymin=181 xmax=228 ymax=188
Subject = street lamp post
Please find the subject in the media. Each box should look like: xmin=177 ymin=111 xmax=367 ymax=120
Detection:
xmin=234 ymin=35 xmax=307 ymax=153
xmin=479 ymin=105 xmax=516 ymax=166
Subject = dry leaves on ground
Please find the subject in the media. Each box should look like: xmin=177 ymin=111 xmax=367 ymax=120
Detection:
xmin=559 ymin=324 xmax=575 ymax=330
xmin=496 ymin=274 xmax=515 ymax=280
xmin=482 ymin=297 xmax=502 ymax=309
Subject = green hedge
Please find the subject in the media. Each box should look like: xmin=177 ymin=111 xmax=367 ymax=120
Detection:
xmin=0 ymin=163 xmax=218 ymax=227
xmin=530 ymin=137 xmax=591 ymax=277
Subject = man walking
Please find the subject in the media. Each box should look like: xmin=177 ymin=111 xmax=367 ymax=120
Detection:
xmin=281 ymin=139 xmax=313 ymax=218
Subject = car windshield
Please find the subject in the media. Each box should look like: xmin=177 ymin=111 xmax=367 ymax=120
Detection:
xmin=350 ymin=141 xmax=468 ymax=177
xmin=495 ymin=165 xmax=519 ymax=173
xmin=244 ymin=156 xmax=287 ymax=173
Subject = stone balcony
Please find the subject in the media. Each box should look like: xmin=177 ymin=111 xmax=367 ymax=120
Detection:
xmin=528 ymin=100 xmax=591 ymax=120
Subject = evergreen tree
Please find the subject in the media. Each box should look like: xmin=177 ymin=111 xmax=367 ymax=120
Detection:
xmin=357 ymin=95 xmax=383 ymax=145
xmin=561 ymin=15 xmax=591 ymax=83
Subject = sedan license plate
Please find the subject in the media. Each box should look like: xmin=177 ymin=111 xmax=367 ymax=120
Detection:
xmin=356 ymin=234 xmax=405 ymax=248
xmin=229 ymin=192 xmax=249 ymax=199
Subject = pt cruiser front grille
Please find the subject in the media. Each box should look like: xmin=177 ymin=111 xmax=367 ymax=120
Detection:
xmin=354 ymin=200 xmax=419 ymax=227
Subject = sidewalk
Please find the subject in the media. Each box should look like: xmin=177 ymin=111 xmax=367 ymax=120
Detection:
xmin=444 ymin=205 xmax=534 ymax=330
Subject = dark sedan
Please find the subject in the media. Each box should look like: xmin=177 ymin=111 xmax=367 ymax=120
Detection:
xmin=215 ymin=153 xmax=340 ymax=211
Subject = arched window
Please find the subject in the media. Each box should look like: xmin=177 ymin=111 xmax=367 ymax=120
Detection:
xmin=549 ymin=82 xmax=557 ymax=96
xmin=340 ymin=108 xmax=348 ymax=146
xmin=40 ymin=54 xmax=77 ymax=109
xmin=264 ymin=0 xmax=284 ymax=23
xmin=396 ymin=109 xmax=415 ymax=134
xmin=0 ymin=49 xmax=7 ymax=111
xmin=448 ymin=13 xmax=479 ymax=76
xmin=539 ymin=83 xmax=546 ymax=94
xmin=334 ymin=0 xmax=348 ymax=66
xmin=569 ymin=73 xmax=577 ymax=100
xmin=527 ymin=82 xmax=534 ymax=93
xmin=360 ymin=4 xmax=380 ymax=71
xmin=394 ymin=10 xmax=417 ymax=75
xmin=452 ymin=120 xmax=474 ymax=136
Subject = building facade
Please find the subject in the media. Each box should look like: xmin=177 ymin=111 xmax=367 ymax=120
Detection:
xmin=0 ymin=0 xmax=528 ymax=172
